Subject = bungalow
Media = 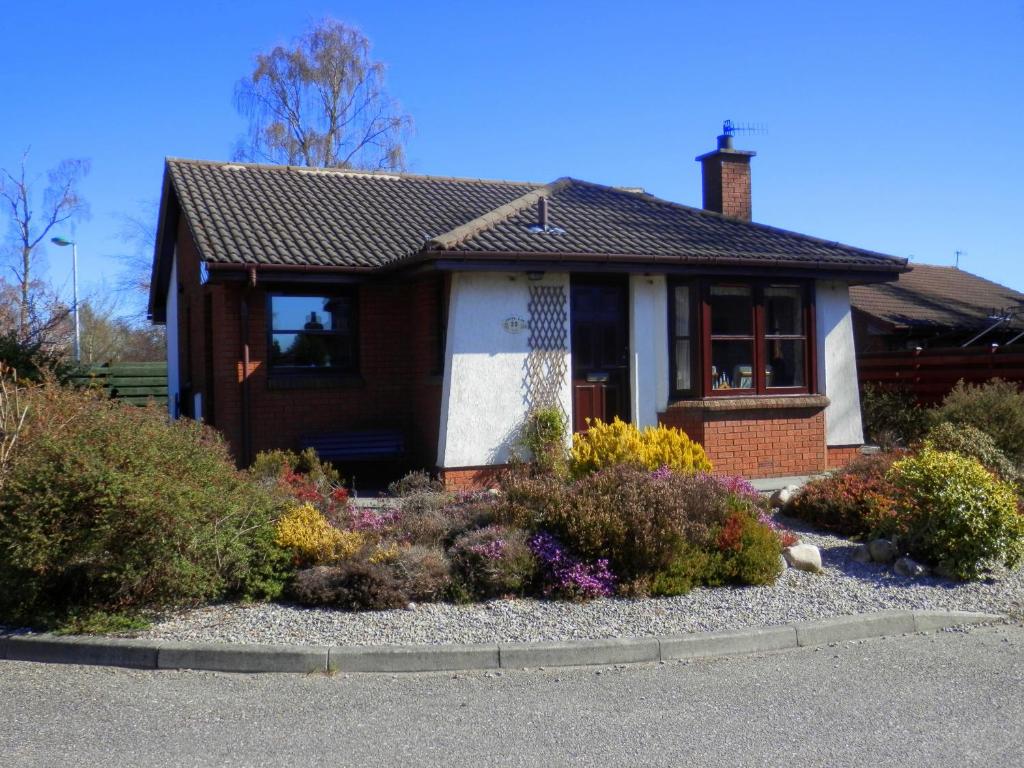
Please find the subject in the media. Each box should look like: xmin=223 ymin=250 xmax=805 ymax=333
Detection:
xmin=149 ymin=132 xmax=907 ymax=488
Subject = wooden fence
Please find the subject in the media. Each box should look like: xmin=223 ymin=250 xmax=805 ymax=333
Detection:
xmin=72 ymin=361 xmax=168 ymax=407
xmin=857 ymin=346 xmax=1024 ymax=404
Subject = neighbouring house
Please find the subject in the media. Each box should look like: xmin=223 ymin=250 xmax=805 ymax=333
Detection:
xmin=149 ymin=132 xmax=907 ymax=488
xmin=851 ymin=264 xmax=1024 ymax=403
xmin=850 ymin=263 xmax=1024 ymax=352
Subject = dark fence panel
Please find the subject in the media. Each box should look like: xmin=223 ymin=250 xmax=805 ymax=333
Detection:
xmin=857 ymin=346 xmax=1024 ymax=404
xmin=71 ymin=361 xmax=168 ymax=407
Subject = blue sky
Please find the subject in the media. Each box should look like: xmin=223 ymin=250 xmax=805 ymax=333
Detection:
xmin=2 ymin=0 xmax=1022 ymax=319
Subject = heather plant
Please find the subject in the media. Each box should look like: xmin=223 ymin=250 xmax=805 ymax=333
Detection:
xmin=290 ymin=561 xmax=410 ymax=610
xmin=885 ymin=447 xmax=1024 ymax=580
xmin=935 ymin=379 xmax=1024 ymax=467
xmin=0 ymin=379 xmax=291 ymax=628
xmin=570 ymin=417 xmax=711 ymax=475
xmin=449 ymin=525 xmax=537 ymax=599
xmin=787 ymin=453 xmax=903 ymax=537
xmin=387 ymin=469 xmax=444 ymax=497
xmin=529 ymin=532 xmax=616 ymax=600
xmin=392 ymin=545 xmax=452 ymax=602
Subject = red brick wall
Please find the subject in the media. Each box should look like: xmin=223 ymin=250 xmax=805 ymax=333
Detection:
xmin=175 ymin=227 xmax=445 ymax=470
xmin=701 ymin=155 xmax=752 ymax=221
xmin=827 ymin=445 xmax=862 ymax=470
xmin=660 ymin=403 xmax=827 ymax=478
xmin=440 ymin=466 xmax=506 ymax=492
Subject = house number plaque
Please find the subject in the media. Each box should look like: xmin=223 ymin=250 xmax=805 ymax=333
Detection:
xmin=503 ymin=316 xmax=528 ymax=334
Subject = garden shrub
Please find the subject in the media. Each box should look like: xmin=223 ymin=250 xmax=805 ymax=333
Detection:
xmin=885 ymin=447 xmax=1024 ymax=580
xmin=923 ymin=421 xmax=1021 ymax=487
xmin=274 ymin=503 xmax=364 ymax=566
xmin=787 ymin=453 xmax=902 ymax=537
xmin=449 ymin=525 xmax=537 ymax=599
xmin=396 ymin=489 xmax=495 ymax=547
xmin=290 ymin=562 xmax=409 ymax=610
xmin=519 ymin=406 xmax=569 ymax=475
xmin=387 ymin=469 xmax=444 ymax=497
xmin=0 ymin=379 xmax=291 ymax=628
xmin=570 ymin=417 xmax=711 ymax=475
xmin=392 ymin=545 xmax=453 ymax=602
xmin=529 ymin=532 xmax=616 ymax=599
xmin=934 ymin=379 xmax=1024 ymax=467
xmin=860 ymin=383 xmax=930 ymax=449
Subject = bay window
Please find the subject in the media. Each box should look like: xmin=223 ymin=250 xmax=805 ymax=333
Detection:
xmin=670 ymin=280 xmax=813 ymax=398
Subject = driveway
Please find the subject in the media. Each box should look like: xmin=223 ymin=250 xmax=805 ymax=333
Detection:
xmin=2 ymin=623 xmax=1021 ymax=767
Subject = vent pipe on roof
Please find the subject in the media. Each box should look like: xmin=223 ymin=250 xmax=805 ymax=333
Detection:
xmin=538 ymin=197 xmax=549 ymax=230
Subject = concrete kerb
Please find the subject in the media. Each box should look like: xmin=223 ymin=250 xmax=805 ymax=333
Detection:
xmin=0 ymin=610 xmax=1004 ymax=674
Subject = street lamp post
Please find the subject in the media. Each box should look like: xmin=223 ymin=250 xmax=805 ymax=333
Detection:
xmin=50 ymin=236 xmax=80 ymax=363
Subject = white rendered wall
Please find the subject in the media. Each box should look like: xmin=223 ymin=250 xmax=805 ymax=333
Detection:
xmin=438 ymin=272 xmax=572 ymax=467
xmin=165 ymin=254 xmax=180 ymax=419
xmin=629 ymin=275 xmax=669 ymax=427
xmin=816 ymin=281 xmax=864 ymax=445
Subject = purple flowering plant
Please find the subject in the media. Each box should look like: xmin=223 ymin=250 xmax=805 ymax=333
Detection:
xmin=529 ymin=532 xmax=616 ymax=599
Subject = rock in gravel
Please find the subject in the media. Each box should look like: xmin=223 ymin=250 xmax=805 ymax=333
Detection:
xmin=770 ymin=485 xmax=799 ymax=509
xmin=869 ymin=538 xmax=899 ymax=564
xmin=851 ymin=544 xmax=872 ymax=564
xmin=783 ymin=544 xmax=823 ymax=573
xmin=778 ymin=554 xmax=789 ymax=572
xmin=894 ymin=557 xmax=929 ymax=578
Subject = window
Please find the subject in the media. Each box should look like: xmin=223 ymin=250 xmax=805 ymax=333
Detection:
xmin=669 ymin=280 xmax=812 ymax=398
xmin=671 ymin=284 xmax=695 ymax=395
xmin=268 ymin=293 xmax=357 ymax=372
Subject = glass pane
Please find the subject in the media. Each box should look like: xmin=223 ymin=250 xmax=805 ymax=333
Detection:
xmin=271 ymin=332 xmax=353 ymax=369
xmin=710 ymin=285 xmax=753 ymax=336
xmin=675 ymin=339 xmax=692 ymax=392
xmin=764 ymin=286 xmax=803 ymax=335
xmin=711 ymin=340 xmax=754 ymax=390
xmin=765 ymin=338 xmax=805 ymax=388
xmin=271 ymin=295 xmax=351 ymax=332
xmin=674 ymin=286 xmax=690 ymax=337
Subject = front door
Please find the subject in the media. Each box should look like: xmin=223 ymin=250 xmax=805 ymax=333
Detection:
xmin=571 ymin=278 xmax=630 ymax=433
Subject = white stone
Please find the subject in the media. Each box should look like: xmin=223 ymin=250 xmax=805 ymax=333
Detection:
xmin=894 ymin=557 xmax=929 ymax=578
xmin=783 ymin=544 xmax=823 ymax=573
xmin=770 ymin=485 xmax=799 ymax=508
xmin=868 ymin=538 xmax=899 ymax=564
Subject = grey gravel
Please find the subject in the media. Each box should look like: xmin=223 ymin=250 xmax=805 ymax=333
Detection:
xmin=26 ymin=514 xmax=1024 ymax=647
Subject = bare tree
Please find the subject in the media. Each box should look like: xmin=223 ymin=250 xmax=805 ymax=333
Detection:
xmin=0 ymin=151 xmax=89 ymax=339
xmin=234 ymin=19 xmax=412 ymax=170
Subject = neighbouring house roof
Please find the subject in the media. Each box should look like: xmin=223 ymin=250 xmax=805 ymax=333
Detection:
xmin=850 ymin=263 xmax=1024 ymax=332
xmin=151 ymin=158 xmax=907 ymax=318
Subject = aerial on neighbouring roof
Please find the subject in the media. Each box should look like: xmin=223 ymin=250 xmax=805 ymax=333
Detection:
xmin=850 ymin=263 xmax=1024 ymax=331
xmin=159 ymin=158 xmax=908 ymax=273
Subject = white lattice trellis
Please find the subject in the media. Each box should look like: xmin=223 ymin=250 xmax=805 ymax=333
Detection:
xmin=523 ymin=284 xmax=568 ymax=415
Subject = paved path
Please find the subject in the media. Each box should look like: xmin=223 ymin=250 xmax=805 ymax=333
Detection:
xmin=2 ymin=624 xmax=1022 ymax=767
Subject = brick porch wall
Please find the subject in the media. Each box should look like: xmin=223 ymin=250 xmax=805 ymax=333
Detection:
xmin=659 ymin=396 xmax=830 ymax=479
xmin=826 ymin=445 xmax=862 ymax=470
xmin=439 ymin=466 xmax=507 ymax=492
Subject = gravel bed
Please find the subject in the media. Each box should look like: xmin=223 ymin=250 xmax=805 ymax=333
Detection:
xmin=99 ymin=514 xmax=1023 ymax=647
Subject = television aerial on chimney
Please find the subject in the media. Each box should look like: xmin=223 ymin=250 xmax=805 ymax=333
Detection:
xmin=718 ymin=120 xmax=767 ymax=149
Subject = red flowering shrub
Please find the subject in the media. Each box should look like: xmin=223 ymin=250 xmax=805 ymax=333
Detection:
xmin=787 ymin=453 xmax=903 ymax=537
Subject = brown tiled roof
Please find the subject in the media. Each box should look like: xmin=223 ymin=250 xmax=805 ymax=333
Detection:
xmin=163 ymin=158 xmax=907 ymax=273
xmin=850 ymin=263 xmax=1024 ymax=330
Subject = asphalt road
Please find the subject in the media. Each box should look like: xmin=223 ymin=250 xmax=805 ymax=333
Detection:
xmin=2 ymin=624 xmax=1022 ymax=768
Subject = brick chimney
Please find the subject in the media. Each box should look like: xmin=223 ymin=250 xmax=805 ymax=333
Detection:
xmin=696 ymin=132 xmax=756 ymax=220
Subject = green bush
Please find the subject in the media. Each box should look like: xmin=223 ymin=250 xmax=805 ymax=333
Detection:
xmin=885 ymin=447 xmax=1024 ymax=580
xmin=787 ymin=453 xmax=902 ymax=537
xmin=519 ymin=406 xmax=569 ymax=475
xmin=934 ymin=379 xmax=1024 ymax=467
xmin=860 ymin=384 xmax=931 ymax=449
xmin=0 ymin=379 xmax=291 ymax=628
xmin=923 ymin=421 xmax=1021 ymax=487
xmin=449 ymin=525 xmax=537 ymax=599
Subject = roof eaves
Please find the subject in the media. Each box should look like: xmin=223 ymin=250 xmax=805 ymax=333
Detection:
xmin=426 ymin=177 xmax=573 ymax=251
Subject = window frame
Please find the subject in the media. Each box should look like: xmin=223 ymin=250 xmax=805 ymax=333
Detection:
xmin=669 ymin=278 xmax=815 ymax=399
xmin=265 ymin=288 xmax=360 ymax=375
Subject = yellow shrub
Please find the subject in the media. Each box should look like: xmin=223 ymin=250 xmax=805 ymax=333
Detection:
xmin=274 ymin=503 xmax=364 ymax=565
xmin=570 ymin=417 xmax=711 ymax=475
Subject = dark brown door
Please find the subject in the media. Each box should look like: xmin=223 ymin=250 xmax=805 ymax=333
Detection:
xmin=571 ymin=278 xmax=630 ymax=433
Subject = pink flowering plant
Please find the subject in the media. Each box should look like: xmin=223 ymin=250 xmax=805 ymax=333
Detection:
xmin=529 ymin=532 xmax=617 ymax=599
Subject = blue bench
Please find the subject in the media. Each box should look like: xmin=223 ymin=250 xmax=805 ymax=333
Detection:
xmin=300 ymin=429 xmax=406 ymax=463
